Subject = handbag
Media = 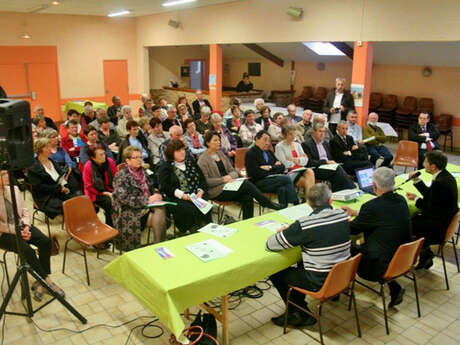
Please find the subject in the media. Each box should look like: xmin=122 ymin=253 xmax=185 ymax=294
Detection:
xmin=50 ymin=236 xmax=60 ymax=256
xmin=168 ymin=311 xmax=219 ymax=345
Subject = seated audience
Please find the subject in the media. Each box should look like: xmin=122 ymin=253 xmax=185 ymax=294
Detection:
xmin=267 ymin=112 xmax=285 ymax=144
xmin=83 ymin=144 xmax=117 ymax=227
xmin=158 ymin=97 xmax=169 ymax=120
xmin=226 ymin=105 xmax=243 ymax=147
xmin=184 ymin=119 xmax=206 ymax=156
xmin=89 ymin=108 xmax=112 ymax=131
xmin=346 ymin=110 xmax=364 ymax=145
xmin=256 ymin=106 xmax=272 ymax=130
xmin=192 ymin=90 xmax=212 ymax=118
xmin=302 ymin=122 xmax=355 ymax=192
xmin=81 ymin=101 xmax=95 ymax=128
xmin=0 ymin=170 xmax=64 ymax=301
xmin=59 ymin=109 xmax=82 ymax=138
xmin=98 ymin=116 xmax=121 ymax=156
xmin=275 ymin=126 xmax=315 ymax=198
xmin=330 ymin=121 xmax=371 ymax=175
xmin=406 ymin=151 xmax=458 ymax=270
xmin=151 ymin=105 xmax=165 ymax=121
xmin=80 ymin=126 xmax=114 ymax=166
xmin=33 ymin=115 xmax=48 ymax=135
xmin=236 ymin=72 xmax=254 ymax=92
xmin=42 ymin=128 xmax=76 ymax=170
xmin=141 ymin=99 xmax=155 ymax=119
xmin=113 ymin=146 xmax=167 ymax=250
xmin=159 ymin=125 xmax=195 ymax=164
xmin=342 ymin=167 xmax=411 ymax=307
xmin=195 ymin=106 xmax=213 ymax=135
xmin=28 ymin=138 xmax=79 ymax=219
xmin=33 ymin=105 xmax=57 ymax=130
xmin=148 ymin=118 xmax=169 ymax=165
xmin=254 ymin=98 xmax=265 ymax=118
xmin=158 ymin=140 xmax=212 ymax=233
xmin=239 ymin=110 xmax=263 ymax=147
xmin=305 ymin=113 xmax=334 ymax=144
xmin=117 ymin=105 xmax=134 ymax=138
xmin=119 ymin=120 xmax=152 ymax=166
xmin=177 ymin=95 xmax=194 ymax=118
xmin=295 ymin=109 xmax=312 ymax=143
xmin=177 ymin=104 xmax=192 ymax=126
xmin=286 ymin=104 xmax=302 ymax=125
xmin=323 ymin=77 xmax=355 ymax=132
xmin=210 ymin=113 xmax=237 ymax=158
xmin=162 ymin=106 xmax=181 ymax=132
xmin=246 ymin=131 xmax=298 ymax=208
xmin=223 ymin=97 xmax=242 ymax=120
xmin=138 ymin=93 xmax=152 ymax=118
xmin=198 ymin=131 xmax=281 ymax=219
xmin=107 ymin=95 xmax=122 ymax=125
xmin=408 ymin=113 xmax=441 ymax=169
xmin=363 ymin=113 xmax=393 ymax=167
xmin=61 ymin=120 xmax=86 ymax=161
xmin=267 ymin=183 xmax=350 ymax=327
xmin=138 ymin=118 xmax=152 ymax=140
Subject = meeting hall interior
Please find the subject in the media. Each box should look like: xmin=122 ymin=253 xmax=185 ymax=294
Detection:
xmin=1 ymin=0 xmax=460 ymax=344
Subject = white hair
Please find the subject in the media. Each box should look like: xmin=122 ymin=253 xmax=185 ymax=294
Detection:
xmin=141 ymin=93 xmax=149 ymax=102
xmin=254 ymin=98 xmax=265 ymax=106
xmin=210 ymin=113 xmax=222 ymax=123
xmin=367 ymin=112 xmax=379 ymax=123
xmin=336 ymin=77 xmax=346 ymax=83
xmin=307 ymin=183 xmax=332 ymax=209
xmin=200 ymin=106 xmax=211 ymax=115
xmin=372 ymin=167 xmax=395 ymax=191
xmin=121 ymin=105 xmax=131 ymax=114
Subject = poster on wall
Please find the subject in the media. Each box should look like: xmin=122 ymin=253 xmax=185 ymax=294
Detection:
xmin=209 ymin=74 xmax=216 ymax=90
xmin=351 ymin=84 xmax=364 ymax=107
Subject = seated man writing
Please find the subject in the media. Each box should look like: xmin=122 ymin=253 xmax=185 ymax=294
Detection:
xmin=342 ymin=167 xmax=411 ymax=307
xmin=267 ymin=183 xmax=351 ymax=327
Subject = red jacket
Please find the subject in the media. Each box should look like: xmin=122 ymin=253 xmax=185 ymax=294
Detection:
xmin=82 ymin=158 xmax=118 ymax=202
xmin=61 ymin=135 xmax=86 ymax=158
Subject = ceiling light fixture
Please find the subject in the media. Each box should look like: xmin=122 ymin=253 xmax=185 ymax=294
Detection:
xmin=303 ymin=42 xmax=345 ymax=56
xmin=51 ymin=1 xmax=60 ymax=5
xmin=162 ymin=0 xmax=196 ymax=7
xmin=107 ymin=10 xmax=131 ymax=17
xmin=20 ymin=33 xmax=32 ymax=39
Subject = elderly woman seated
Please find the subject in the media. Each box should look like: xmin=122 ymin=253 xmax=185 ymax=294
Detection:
xmin=0 ymin=170 xmax=64 ymax=301
xmin=239 ymin=110 xmax=263 ymax=147
xmin=183 ymin=118 xmax=206 ymax=156
xmin=32 ymin=115 xmax=48 ymax=135
xmin=82 ymin=144 xmax=118 ymax=227
xmin=267 ymin=112 xmax=285 ymax=144
xmin=198 ymin=131 xmax=281 ymax=219
xmin=210 ymin=113 xmax=237 ymax=158
xmin=112 ymin=146 xmax=168 ymax=250
xmin=148 ymin=118 xmax=169 ymax=165
xmin=158 ymin=139 xmax=212 ymax=234
xmin=28 ymin=138 xmax=79 ymax=219
xmin=256 ymin=106 xmax=273 ymax=131
xmin=195 ymin=106 xmax=213 ymax=135
xmin=117 ymin=105 xmax=134 ymax=138
xmin=254 ymin=98 xmax=265 ymax=119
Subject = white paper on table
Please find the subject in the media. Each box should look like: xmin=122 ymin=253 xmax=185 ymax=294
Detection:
xmin=190 ymin=193 xmax=213 ymax=214
xmin=362 ymin=136 xmax=376 ymax=144
xmin=376 ymin=122 xmax=398 ymax=137
xmin=255 ymin=219 xmax=288 ymax=233
xmin=277 ymin=204 xmax=313 ymax=221
xmin=222 ymin=178 xmax=246 ymax=192
xmin=398 ymin=173 xmax=409 ymax=180
xmin=185 ymin=239 xmax=233 ymax=262
xmin=317 ymin=163 xmax=340 ymax=171
xmin=198 ymin=223 xmax=238 ymax=239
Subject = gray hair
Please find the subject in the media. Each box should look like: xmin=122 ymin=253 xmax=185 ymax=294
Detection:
xmin=372 ymin=167 xmax=395 ymax=191
xmin=95 ymin=107 xmax=106 ymax=115
xmin=337 ymin=120 xmax=348 ymax=128
xmin=167 ymin=105 xmax=177 ymax=112
xmin=200 ymin=106 xmax=211 ymax=115
xmin=367 ymin=112 xmax=378 ymax=123
xmin=313 ymin=122 xmax=325 ymax=131
xmin=336 ymin=77 xmax=346 ymax=83
xmin=307 ymin=183 xmax=332 ymax=209
xmin=39 ymin=128 xmax=58 ymax=139
xmin=121 ymin=105 xmax=131 ymax=114
xmin=254 ymin=98 xmax=264 ymax=106
xmin=210 ymin=113 xmax=222 ymax=124
xmin=141 ymin=93 xmax=149 ymax=102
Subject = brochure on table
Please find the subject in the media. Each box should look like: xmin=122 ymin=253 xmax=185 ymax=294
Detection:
xmin=185 ymin=239 xmax=233 ymax=262
xmin=198 ymin=223 xmax=238 ymax=239
xmin=277 ymin=204 xmax=313 ymax=221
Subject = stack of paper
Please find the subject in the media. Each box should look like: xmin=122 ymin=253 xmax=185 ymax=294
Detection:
xmin=146 ymin=201 xmax=177 ymax=208
xmin=198 ymin=223 xmax=238 ymax=239
xmin=186 ymin=239 xmax=233 ymax=262
xmin=317 ymin=163 xmax=340 ymax=171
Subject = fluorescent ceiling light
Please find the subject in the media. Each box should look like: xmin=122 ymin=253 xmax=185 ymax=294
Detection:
xmin=20 ymin=33 xmax=32 ymax=39
xmin=162 ymin=0 xmax=197 ymax=7
xmin=303 ymin=42 xmax=345 ymax=56
xmin=107 ymin=10 xmax=131 ymax=17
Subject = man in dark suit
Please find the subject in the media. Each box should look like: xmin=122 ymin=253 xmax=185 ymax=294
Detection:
xmin=245 ymin=130 xmax=298 ymax=208
xmin=408 ymin=113 xmax=441 ymax=169
xmin=330 ymin=121 xmax=371 ymax=175
xmin=323 ymin=78 xmax=355 ymax=132
xmin=342 ymin=167 xmax=412 ymax=308
xmin=302 ymin=122 xmax=355 ymax=192
xmin=107 ymin=95 xmax=122 ymax=126
xmin=406 ymin=151 xmax=458 ymax=269
xmin=192 ymin=90 xmax=212 ymax=118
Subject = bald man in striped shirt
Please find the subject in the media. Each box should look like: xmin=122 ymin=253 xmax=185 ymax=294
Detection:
xmin=266 ymin=183 xmax=351 ymax=328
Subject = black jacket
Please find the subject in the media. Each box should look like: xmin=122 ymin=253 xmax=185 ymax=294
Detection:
xmin=414 ymin=169 xmax=458 ymax=228
xmin=245 ymin=145 xmax=285 ymax=183
xmin=107 ymin=105 xmax=121 ymax=125
xmin=408 ymin=123 xmax=440 ymax=150
xmin=330 ymin=134 xmax=367 ymax=163
xmin=236 ymin=80 xmax=253 ymax=92
xmin=302 ymin=137 xmax=333 ymax=168
xmin=350 ymin=192 xmax=412 ymax=278
xmin=192 ymin=99 xmax=212 ymax=118
xmin=323 ymin=89 xmax=355 ymax=121
xmin=118 ymin=134 xmax=152 ymax=166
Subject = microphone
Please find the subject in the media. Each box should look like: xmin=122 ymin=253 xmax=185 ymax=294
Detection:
xmin=394 ymin=171 xmax=421 ymax=190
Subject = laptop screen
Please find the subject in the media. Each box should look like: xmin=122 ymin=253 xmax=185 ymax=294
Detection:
xmin=356 ymin=167 xmax=374 ymax=190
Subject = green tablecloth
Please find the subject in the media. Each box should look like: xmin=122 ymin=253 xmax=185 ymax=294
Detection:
xmin=63 ymin=100 xmax=107 ymax=114
xmin=104 ymin=163 xmax=460 ymax=341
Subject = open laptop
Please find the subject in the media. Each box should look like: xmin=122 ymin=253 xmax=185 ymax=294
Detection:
xmin=355 ymin=167 xmax=375 ymax=194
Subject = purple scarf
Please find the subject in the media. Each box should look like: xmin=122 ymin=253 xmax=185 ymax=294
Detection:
xmin=128 ymin=166 xmax=150 ymax=198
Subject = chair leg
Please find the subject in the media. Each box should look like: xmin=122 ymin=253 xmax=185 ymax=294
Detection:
xmin=45 ymin=215 xmax=51 ymax=239
xmin=380 ymin=284 xmax=390 ymax=335
xmin=347 ymin=281 xmax=354 ymax=311
xmin=3 ymin=251 xmax=10 ymax=288
xmin=283 ymin=288 xmax=292 ymax=334
xmin=61 ymin=238 xmax=72 ymax=274
xmin=352 ymin=289 xmax=361 ymax=337
xmin=440 ymin=246 xmax=450 ymax=290
xmin=412 ymin=271 xmax=421 ymax=318
xmin=147 ymin=227 xmax=151 ymax=245
xmin=450 ymin=238 xmax=460 ymax=273
xmin=83 ymin=247 xmax=90 ymax=286
xmin=317 ymin=303 xmax=324 ymax=345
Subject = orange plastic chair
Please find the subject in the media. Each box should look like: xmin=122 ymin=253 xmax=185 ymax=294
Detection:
xmin=284 ymin=254 xmax=362 ymax=345
xmin=62 ymin=196 xmax=119 ymax=285
xmin=356 ymin=238 xmax=424 ymax=335
xmin=438 ymin=211 xmax=460 ymax=290
xmin=393 ymin=140 xmax=418 ymax=171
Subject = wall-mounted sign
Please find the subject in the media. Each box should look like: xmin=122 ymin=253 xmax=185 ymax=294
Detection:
xmin=351 ymin=83 xmax=364 ymax=107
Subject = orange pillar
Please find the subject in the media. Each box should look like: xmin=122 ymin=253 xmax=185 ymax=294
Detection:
xmin=209 ymin=44 xmax=222 ymax=112
xmin=351 ymin=42 xmax=373 ymax=127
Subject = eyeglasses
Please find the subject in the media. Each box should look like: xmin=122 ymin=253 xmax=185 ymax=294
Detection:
xmin=129 ymin=156 xmax=142 ymax=160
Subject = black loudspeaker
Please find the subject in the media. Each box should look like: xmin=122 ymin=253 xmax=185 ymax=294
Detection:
xmin=0 ymin=99 xmax=34 ymax=170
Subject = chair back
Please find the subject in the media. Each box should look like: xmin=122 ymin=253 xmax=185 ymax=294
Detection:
xmin=417 ymin=98 xmax=434 ymax=114
xmin=383 ymin=238 xmax=424 ymax=280
xmin=394 ymin=140 xmax=418 ymax=168
xmin=382 ymin=94 xmax=398 ymax=108
xmin=315 ymin=254 xmax=362 ymax=301
xmin=63 ymin=196 xmax=103 ymax=239
xmin=402 ymin=96 xmax=417 ymax=112
xmin=437 ymin=114 xmax=453 ymax=132
xmin=444 ymin=211 xmax=460 ymax=243
xmin=313 ymin=87 xmax=327 ymax=100
xmin=235 ymin=147 xmax=249 ymax=172
xmin=370 ymin=93 xmax=383 ymax=109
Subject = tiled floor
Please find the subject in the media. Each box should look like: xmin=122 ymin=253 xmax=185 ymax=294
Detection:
xmin=1 ymin=145 xmax=460 ymax=345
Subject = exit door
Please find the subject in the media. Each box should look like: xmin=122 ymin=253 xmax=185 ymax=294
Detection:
xmin=103 ymin=60 xmax=129 ymax=105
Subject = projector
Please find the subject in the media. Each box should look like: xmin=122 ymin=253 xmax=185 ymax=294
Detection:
xmin=332 ymin=189 xmax=362 ymax=202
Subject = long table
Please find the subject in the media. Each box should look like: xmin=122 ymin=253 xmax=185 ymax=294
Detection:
xmin=104 ymin=164 xmax=460 ymax=344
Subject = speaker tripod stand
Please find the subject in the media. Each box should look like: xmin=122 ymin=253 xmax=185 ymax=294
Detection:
xmin=0 ymin=168 xmax=87 ymax=325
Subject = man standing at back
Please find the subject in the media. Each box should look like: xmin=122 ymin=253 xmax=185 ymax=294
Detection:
xmin=342 ymin=167 xmax=411 ymax=307
xmin=323 ymin=77 xmax=355 ymax=133
xmin=406 ymin=151 xmax=458 ymax=269
xmin=267 ymin=183 xmax=350 ymax=327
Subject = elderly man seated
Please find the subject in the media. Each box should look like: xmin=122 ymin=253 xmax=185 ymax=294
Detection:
xmin=305 ymin=113 xmax=334 ymax=144
xmin=159 ymin=125 xmax=195 ymax=164
xmin=346 ymin=110 xmax=363 ymax=145
xmin=33 ymin=105 xmax=57 ymax=130
xmin=254 ymin=98 xmax=265 ymax=118
xmin=408 ymin=112 xmax=441 ymax=169
xmin=89 ymin=108 xmax=114 ymax=131
xmin=295 ymin=109 xmax=312 ymax=143
xmin=363 ymin=113 xmax=393 ymax=167
xmin=192 ymin=90 xmax=212 ymax=118
xmin=239 ymin=110 xmax=263 ymax=147
xmin=286 ymin=104 xmax=302 ymax=125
